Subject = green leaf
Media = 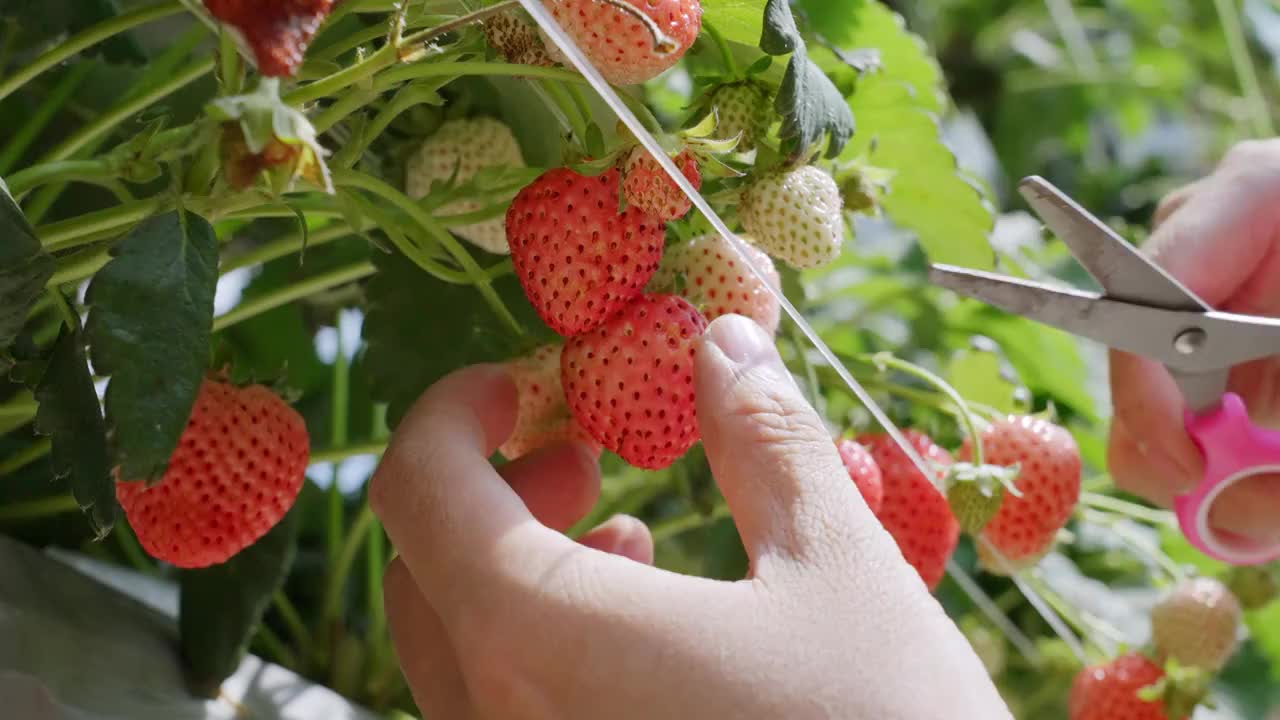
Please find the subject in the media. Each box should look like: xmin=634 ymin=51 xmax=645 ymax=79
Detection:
xmin=85 ymin=210 xmax=218 ymax=482
xmin=946 ymin=347 xmax=1021 ymax=415
xmin=1247 ymin=601 xmax=1280 ymax=681
xmin=700 ymin=0 xmax=767 ymax=47
xmin=179 ymin=508 xmax=299 ymax=697
xmin=31 ymin=326 xmax=118 ymax=538
xmin=760 ymin=0 xmax=802 ymax=54
xmin=0 ymin=178 xmax=54 ymax=350
xmin=363 ymin=250 xmax=556 ymax=429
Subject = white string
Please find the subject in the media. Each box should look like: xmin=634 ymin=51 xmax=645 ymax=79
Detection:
xmin=517 ymin=0 xmax=933 ymax=480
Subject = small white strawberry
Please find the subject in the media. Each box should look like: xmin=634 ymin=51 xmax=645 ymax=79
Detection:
xmin=501 ymin=344 xmax=599 ymax=461
xmin=740 ymin=165 xmax=845 ymax=269
xmin=1151 ymin=577 xmax=1242 ymax=672
xmin=405 ymin=117 xmax=526 ymax=255
xmin=648 ymin=233 xmax=781 ymax=334
xmin=709 ymin=81 xmax=774 ymax=152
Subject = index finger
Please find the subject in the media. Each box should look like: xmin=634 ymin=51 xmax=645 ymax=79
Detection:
xmin=368 ymin=364 xmax=572 ymax=616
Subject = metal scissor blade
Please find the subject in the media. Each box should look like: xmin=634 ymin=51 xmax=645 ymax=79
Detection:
xmin=1017 ymin=176 xmax=1210 ymax=312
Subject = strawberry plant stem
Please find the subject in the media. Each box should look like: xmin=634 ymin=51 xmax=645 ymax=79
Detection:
xmin=212 ymin=261 xmax=378 ymax=332
xmin=324 ymin=504 xmax=377 ymax=625
xmin=310 ymin=442 xmax=389 ymax=465
xmin=650 ymin=504 xmax=733 ymax=543
xmin=6 ymin=161 xmax=120 ymax=197
xmin=865 ymin=352 xmax=987 ymax=466
xmin=0 ymin=62 xmax=94 ymax=175
xmin=0 ymin=442 xmax=47 ymax=477
xmin=1213 ymin=0 xmax=1275 ymax=136
xmin=113 ymin=521 xmax=154 ymax=574
xmin=1079 ymin=491 xmax=1175 ymax=526
xmin=0 ymin=0 xmax=185 ymax=104
xmin=703 ymin=20 xmax=739 ymax=77
xmin=0 ymin=494 xmax=79 ymax=521
xmin=273 ymin=590 xmax=313 ymax=662
xmin=326 ymin=325 xmax=352 ymax=575
xmin=221 ymin=222 xmax=365 ymax=274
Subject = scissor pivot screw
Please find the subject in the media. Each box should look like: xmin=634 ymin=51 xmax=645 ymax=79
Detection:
xmin=1174 ymin=328 xmax=1207 ymax=355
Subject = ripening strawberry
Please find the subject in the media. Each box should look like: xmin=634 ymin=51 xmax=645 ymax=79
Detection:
xmin=500 ymin=344 xmax=599 ymax=461
xmin=507 ymin=167 xmax=665 ymax=336
xmin=741 ymin=165 xmax=845 ymax=269
xmin=540 ymin=0 xmax=703 ymax=86
xmin=116 ymin=379 xmax=310 ymax=569
xmin=959 ymin=415 xmax=1082 ymax=573
xmin=648 ymin=233 xmax=781 ymax=335
xmin=836 ymin=438 xmax=884 ymax=515
xmin=710 ymin=80 xmax=774 ymax=152
xmin=1151 ymin=577 xmax=1242 ymax=672
xmin=621 ymin=147 xmax=701 ymax=221
xmin=1070 ymin=653 xmax=1181 ymax=720
xmin=203 ymin=0 xmax=334 ymax=78
xmin=406 ymin=117 xmax=527 ymax=255
xmin=483 ymin=10 xmax=556 ymax=68
xmin=858 ymin=431 xmax=960 ymax=591
xmin=561 ymin=294 xmax=707 ymax=469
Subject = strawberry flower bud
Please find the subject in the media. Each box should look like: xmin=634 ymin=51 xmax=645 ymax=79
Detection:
xmin=207 ymin=78 xmax=333 ymax=194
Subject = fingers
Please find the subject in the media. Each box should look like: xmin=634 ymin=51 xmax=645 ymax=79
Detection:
xmin=369 ymin=365 xmax=577 ymax=617
xmin=498 ymin=441 xmax=601 ymax=533
xmin=384 ymin=558 xmax=471 ymax=718
xmin=693 ymin=314 xmax=888 ymax=576
xmin=1208 ymin=474 xmax=1280 ymax=543
xmin=1107 ymin=351 xmax=1202 ymax=506
xmin=578 ymin=514 xmax=655 ymax=565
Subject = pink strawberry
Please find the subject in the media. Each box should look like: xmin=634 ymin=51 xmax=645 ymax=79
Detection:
xmin=1070 ymin=653 xmax=1182 ymax=720
xmin=959 ymin=415 xmax=1082 ymax=573
xmin=116 ymin=379 xmax=310 ymax=568
xmin=858 ymin=431 xmax=960 ymax=591
xmin=648 ymin=233 xmax=781 ymax=335
xmin=621 ymin=147 xmax=701 ymax=221
xmin=506 ymin=167 xmax=665 ymax=336
xmin=561 ymin=293 xmax=707 ymax=469
xmin=1151 ymin=577 xmax=1242 ymax=672
xmin=539 ymin=0 xmax=703 ymax=86
xmin=836 ymin=438 xmax=884 ymax=514
xmin=500 ymin=344 xmax=600 ymax=461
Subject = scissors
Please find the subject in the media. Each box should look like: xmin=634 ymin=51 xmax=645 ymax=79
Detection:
xmin=930 ymin=176 xmax=1280 ymax=566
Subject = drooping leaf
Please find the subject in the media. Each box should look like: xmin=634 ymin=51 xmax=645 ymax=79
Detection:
xmin=31 ymin=326 xmax=117 ymax=538
xmin=179 ymin=508 xmax=299 ymax=697
xmin=0 ymin=178 xmax=54 ymax=351
xmin=84 ymin=210 xmax=218 ymax=482
xmin=363 ymin=250 xmax=555 ymax=429
xmin=756 ymin=0 xmax=855 ymax=160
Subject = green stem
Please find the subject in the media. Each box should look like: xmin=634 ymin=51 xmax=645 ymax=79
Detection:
xmin=222 ymin=222 xmax=363 ymax=274
xmin=323 ymin=503 xmax=377 ymax=624
xmin=0 ymin=0 xmax=184 ymax=104
xmin=1079 ymin=492 xmax=1176 ymax=526
xmin=373 ymin=61 xmax=586 ymax=92
xmin=114 ymin=521 xmax=153 ymax=573
xmin=212 ymin=262 xmax=377 ymax=332
xmin=218 ymin=26 xmax=244 ymax=95
xmin=1079 ymin=508 xmax=1185 ymax=584
xmin=864 ymin=352 xmax=986 ymax=466
xmin=0 ymin=62 xmax=94 ymax=174
xmin=37 ymin=198 xmax=164 ymax=251
xmin=47 ymin=287 xmax=79 ymax=330
xmin=326 ymin=323 xmax=351 ymax=575
xmin=1213 ymin=0 xmax=1276 ymax=136
xmin=703 ymin=20 xmax=739 ymax=78
xmin=253 ymin=624 xmax=300 ymax=670
xmin=650 ymin=504 xmax=732 ymax=543
xmin=7 ymin=160 xmax=117 ymax=197
xmin=310 ymin=442 xmax=387 ymax=465
xmin=0 ymin=494 xmax=79 ymax=521
xmin=272 ymin=590 xmax=313 ymax=662
xmin=0 ymin=440 xmax=50 ymax=476
xmin=366 ymin=517 xmax=387 ymax=647
xmin=0 ymin=396 xmax=37 ymax=422
xmin=41 ymin=58 xmax=214 ymax=164
xmin=312 ymin=86 xmax=382 ymax=134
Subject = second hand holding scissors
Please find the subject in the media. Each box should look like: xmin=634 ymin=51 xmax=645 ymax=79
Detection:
xmin=930 ymin=176 xmax=1280 ymax=566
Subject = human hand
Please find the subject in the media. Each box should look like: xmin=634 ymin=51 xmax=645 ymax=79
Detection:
xmin=371 ymin=314 xmax=1009 ymax=719
xmin=1110 ymin=139 xmax=1280 ymax=544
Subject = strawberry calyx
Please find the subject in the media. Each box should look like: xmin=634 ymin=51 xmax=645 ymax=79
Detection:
xmin=207 ymin=78 xmax=333 ymax=195
xmin=1135 ymin=658 xmax=1213 ymax=720
xmin=944 ymin=461 xmax=1022 ymax=534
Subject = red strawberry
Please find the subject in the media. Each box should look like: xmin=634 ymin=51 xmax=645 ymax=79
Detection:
xmin=540 ymin=0 xmax=703 ymax=86
xmin=621 ymin=147 xmax=701 ymax=221
xmin=1151 ymin=577 xmax=1242 ymax=672
xmin=858 ymin=431 xmax=960 ymax=591
xmin=648 ymin=233 xmax=781 ymax=335
xmin=203 ymin=0 xmax=334 ymax=78
xmin=500 ymin=344 xmax=599 ymax=461
xmin=836 ymin=438 xmax=884 ymax=514
xmin=561 ymin=294 xmax=707 ymax=469
xmin=959 ymin=416 xmax=1081 ymax=573
xmin=116 ymin=379 xmax=310 ymax=569
xmin=1070 ymin=654 xmax=1182 ymax=720
xmin=506 ymin=167 xmax=665 ymax=337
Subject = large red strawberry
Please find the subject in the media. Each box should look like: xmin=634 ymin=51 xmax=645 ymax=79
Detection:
xmin=648 ymin=233 xmax=781 ymax=335
xmin=507 ymin=167 xmax=665 ymax=336
xmin=1151 ymin=577 xmax=1242 ymax=672
xmin=540 ymin=0 xmax=703 ymax=86
xmin=203 ymin=0 xmax=334 ymax=78
xmin=561 ymin=293 xmax=707 ymax=469
xmin=858 ymin=431 xmax=960 ymax=591
xmin=959 ymin=415 xmax=1082 ymax=573
xmin=621 ymin=147 xmax=701 ymax=221
xmin=500 ymin=344 xmax=599 ymax=461
xmin=116 ymin=379 xmax=310 ymax=569
xmin=836 ymin=438 xmax=884 ymax=515
xmin=1070 ymin=654 xmax=1184 ymax=720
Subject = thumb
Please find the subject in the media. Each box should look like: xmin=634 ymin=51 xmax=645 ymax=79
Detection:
xmin=694 ymin=314 xmax=891 ymax=577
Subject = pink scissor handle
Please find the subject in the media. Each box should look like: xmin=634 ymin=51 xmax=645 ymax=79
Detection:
xmin=1175 ymin=392 xmax=1280 ymax=565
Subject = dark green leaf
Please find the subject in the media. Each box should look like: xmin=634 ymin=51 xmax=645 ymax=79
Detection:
xmin=179 ymin=508 xmax=299 ymax=697
xmin=775 ymin=45 xmax=856 ymax=159
xmin=760 ymin=0 xmax=802 ymax=55
xmin=31 ymin=326 xmax=117 ymax=538
xmin=85 ymin=210 xmax=218 ymax=482
xmin=0 ymin=178 xmax=54 ymax=350
xmin=363 ymin=250 xmax=555 ymax=428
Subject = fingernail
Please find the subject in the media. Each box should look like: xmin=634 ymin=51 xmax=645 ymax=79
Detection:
xmin=706 ymin=314 xmax=775 ymax=367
